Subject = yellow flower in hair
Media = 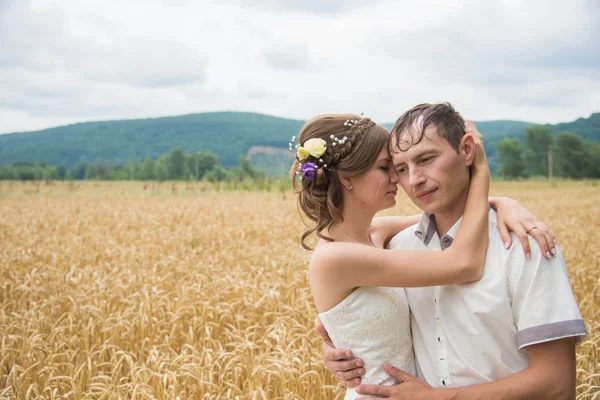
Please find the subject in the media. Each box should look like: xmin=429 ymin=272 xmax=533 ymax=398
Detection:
xmin=303 ymin=138 xmax=327 ymax=158
xmin=297 ymin=146 xmax=310 ymax=161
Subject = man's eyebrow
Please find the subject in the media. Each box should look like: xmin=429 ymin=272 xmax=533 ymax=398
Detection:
xmin=415 ymin=150 xmax=438 ymax=158
xmin=392 ymin=149 xmax=437 ymax=167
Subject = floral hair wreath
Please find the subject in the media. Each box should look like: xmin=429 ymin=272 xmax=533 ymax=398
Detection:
xmin=289 ymin=118 xmax=359 ymax=181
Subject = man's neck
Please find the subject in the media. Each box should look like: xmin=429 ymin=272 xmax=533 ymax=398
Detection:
xmin=433 ymin=208 xmax=465 ymax=238
xmin=432 ymin=190 xmax=469 ymax=238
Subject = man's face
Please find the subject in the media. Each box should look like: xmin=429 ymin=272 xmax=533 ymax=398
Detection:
xmin=391 ymin=124 xmax=471 ymax=215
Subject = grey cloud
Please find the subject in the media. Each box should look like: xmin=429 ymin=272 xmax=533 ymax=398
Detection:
xmin=0 ymin=0 xmax=597 ymax=132
xmin=67 ymin=12 xmax=208 ymax=88
xmin=0 ymin=1 xmax=209 ymax=121
xmin=0 ymin=68 xmax=108 ymax=117
xmin=261 ymin=41 xmax=310 ymax=71
xmin=222 ymin=0 xmax=391 ymax=14
xmin=370 ymin=0 xmax=599 ymax=109
xmin=0 ymin=2 xmax=208 ymax=88
xmin=0 ymin=1 xmax=68 ymax=71
xmin=483 ymin=78 xmax=593 ymax=108
xmin=72 ymin=40 xmax=208 ymax=88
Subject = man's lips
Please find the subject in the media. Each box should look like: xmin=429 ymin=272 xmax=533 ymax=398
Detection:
xmin=416 ymin=189 xmax=437 ymax=200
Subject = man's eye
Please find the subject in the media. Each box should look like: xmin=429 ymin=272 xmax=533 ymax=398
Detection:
xmin=421 ymin=157 xmax=433 ymax=164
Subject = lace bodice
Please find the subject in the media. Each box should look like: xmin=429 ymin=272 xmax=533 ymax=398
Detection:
xmin=319 ymin=287 xmax=415 ymax=399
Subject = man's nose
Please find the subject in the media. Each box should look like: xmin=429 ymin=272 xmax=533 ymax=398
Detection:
xmin=408 ymin=167 xmax=426 ymax=186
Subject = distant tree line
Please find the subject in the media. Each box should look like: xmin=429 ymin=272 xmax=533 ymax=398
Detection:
xmin=3 ymin=130 xmax=600 ymax=182
xmin=496 ymin=127 xmax=600 ymax=179
xmin=0 ymin=147 xmax=265 ymax=182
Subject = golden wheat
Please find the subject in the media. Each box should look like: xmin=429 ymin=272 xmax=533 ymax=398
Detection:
xmin=0 ymin=180 xmax=598 ymax=399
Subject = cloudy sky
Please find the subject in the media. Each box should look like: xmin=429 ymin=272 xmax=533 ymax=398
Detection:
xmin=0 ymin=0 xmax=598 ymax=134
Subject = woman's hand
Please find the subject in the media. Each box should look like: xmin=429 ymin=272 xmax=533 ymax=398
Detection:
xmin=464 ymin=120 xmax=487 ymax=170
xmin=463 ymin=119 xmax=490 ymax=198
xmin=491 ymin=197 xmax=557 ymax=259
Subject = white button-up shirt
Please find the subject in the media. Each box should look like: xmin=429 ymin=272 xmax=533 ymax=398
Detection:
xmin=389 ymin=209 xmax=587 ymax=388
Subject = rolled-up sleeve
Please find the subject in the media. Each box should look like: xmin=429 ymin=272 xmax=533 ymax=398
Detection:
xmin=507 ymin=242 xmax=587 ymax=350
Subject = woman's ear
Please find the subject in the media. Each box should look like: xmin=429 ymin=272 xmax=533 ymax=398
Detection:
xmin=338 ymin=175 xmax=353 ymax=191
xmin=460 ymin=134 xmax=476 ymax=167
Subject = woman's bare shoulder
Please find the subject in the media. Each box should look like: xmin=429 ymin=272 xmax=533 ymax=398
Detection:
xmin=311 ymin=240 xmax=341 ymax=265
xmin=310 ymin=240 xmax=370 ymax=271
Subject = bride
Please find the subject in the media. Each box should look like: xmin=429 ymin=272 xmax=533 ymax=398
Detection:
xmin=290 ymin=114 xmax=554 ymax=399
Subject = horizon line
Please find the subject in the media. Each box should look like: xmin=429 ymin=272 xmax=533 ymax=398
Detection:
xmin=1 ymin=109 xmax=597 ymax=136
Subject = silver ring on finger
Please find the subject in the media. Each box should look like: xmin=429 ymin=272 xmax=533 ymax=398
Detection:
xmin=526 ymin=226 xmax=539 ymax=233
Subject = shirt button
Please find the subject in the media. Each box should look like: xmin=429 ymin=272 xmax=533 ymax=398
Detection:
xmin=442 ymin=379 xmax=446 ymax=386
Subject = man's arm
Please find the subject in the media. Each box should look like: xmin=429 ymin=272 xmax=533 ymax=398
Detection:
xmin=438 ymin=236 xmax=583 ymax=400
xmin=356 ymin=338 xmax=576 ymax=400
xmin=436 ymin=338 xmax=576 ymax=400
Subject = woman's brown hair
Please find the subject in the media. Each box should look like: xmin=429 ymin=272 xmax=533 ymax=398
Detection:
xmin=290 ymin=114 xmax=390 ymax=250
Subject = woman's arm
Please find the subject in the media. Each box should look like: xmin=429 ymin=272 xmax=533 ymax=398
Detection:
xmin=374 ymin=201 xmax=557 ymax=257
xmin=371 ymin=215 xmax=421 ymax=246
xmin=311 ymin=123 xmax=490 ymax=289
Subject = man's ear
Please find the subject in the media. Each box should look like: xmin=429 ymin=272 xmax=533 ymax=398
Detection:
xmin=460 ymin=134 xmax=476 ymax=167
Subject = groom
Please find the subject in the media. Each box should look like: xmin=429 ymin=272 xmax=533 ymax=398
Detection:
xmin=318 ymin=103 xmax=587 ymax=399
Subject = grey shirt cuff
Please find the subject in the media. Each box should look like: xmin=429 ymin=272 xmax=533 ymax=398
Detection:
xmin=518 ymin=319 xmax=588 ymax=350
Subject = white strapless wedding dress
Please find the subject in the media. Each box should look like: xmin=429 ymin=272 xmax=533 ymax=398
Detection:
xmin=318 ymin=287 xmax=416 ymax=399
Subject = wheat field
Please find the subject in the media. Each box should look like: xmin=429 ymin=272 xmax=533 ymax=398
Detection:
xmin=0 ymin=180 xmax=598 ymax=399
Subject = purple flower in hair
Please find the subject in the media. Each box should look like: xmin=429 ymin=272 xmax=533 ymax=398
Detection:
xmin=301 ymin=162 xmax=318 ymax=180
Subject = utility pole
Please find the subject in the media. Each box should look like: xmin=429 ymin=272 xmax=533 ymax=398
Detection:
xmin=548 ymin=148 xmax=553 ymax=180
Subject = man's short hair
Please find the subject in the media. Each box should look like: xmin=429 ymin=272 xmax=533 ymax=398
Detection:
xmin=390 ymin=102 xmax=465 ymax=153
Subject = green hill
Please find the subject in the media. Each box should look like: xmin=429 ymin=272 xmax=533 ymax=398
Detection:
xmin=480 ymin=114 xmax=600 ymax=173
xmin=0 ymin=112 xmax=305 ymax=172
xmin=1 ymin=111 xmax=598 ymax=176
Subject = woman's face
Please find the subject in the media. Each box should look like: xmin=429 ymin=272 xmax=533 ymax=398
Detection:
xmin=347 ymin=146 xmax=399 ymax=213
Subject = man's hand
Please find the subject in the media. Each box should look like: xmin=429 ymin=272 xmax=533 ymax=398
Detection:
xmin=316 ymin=322 xmax=365 ymax=387
xmin=356 ymin=363 xmax=437 ymax=399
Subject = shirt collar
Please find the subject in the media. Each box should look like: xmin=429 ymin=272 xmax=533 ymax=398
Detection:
xmin=414 ymin=213 xmax=438 ymax=246
xmin=414 ymin=205 xmax=493 ymax=250
xmin=415 ymin=213 xmax=459 ymax=250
